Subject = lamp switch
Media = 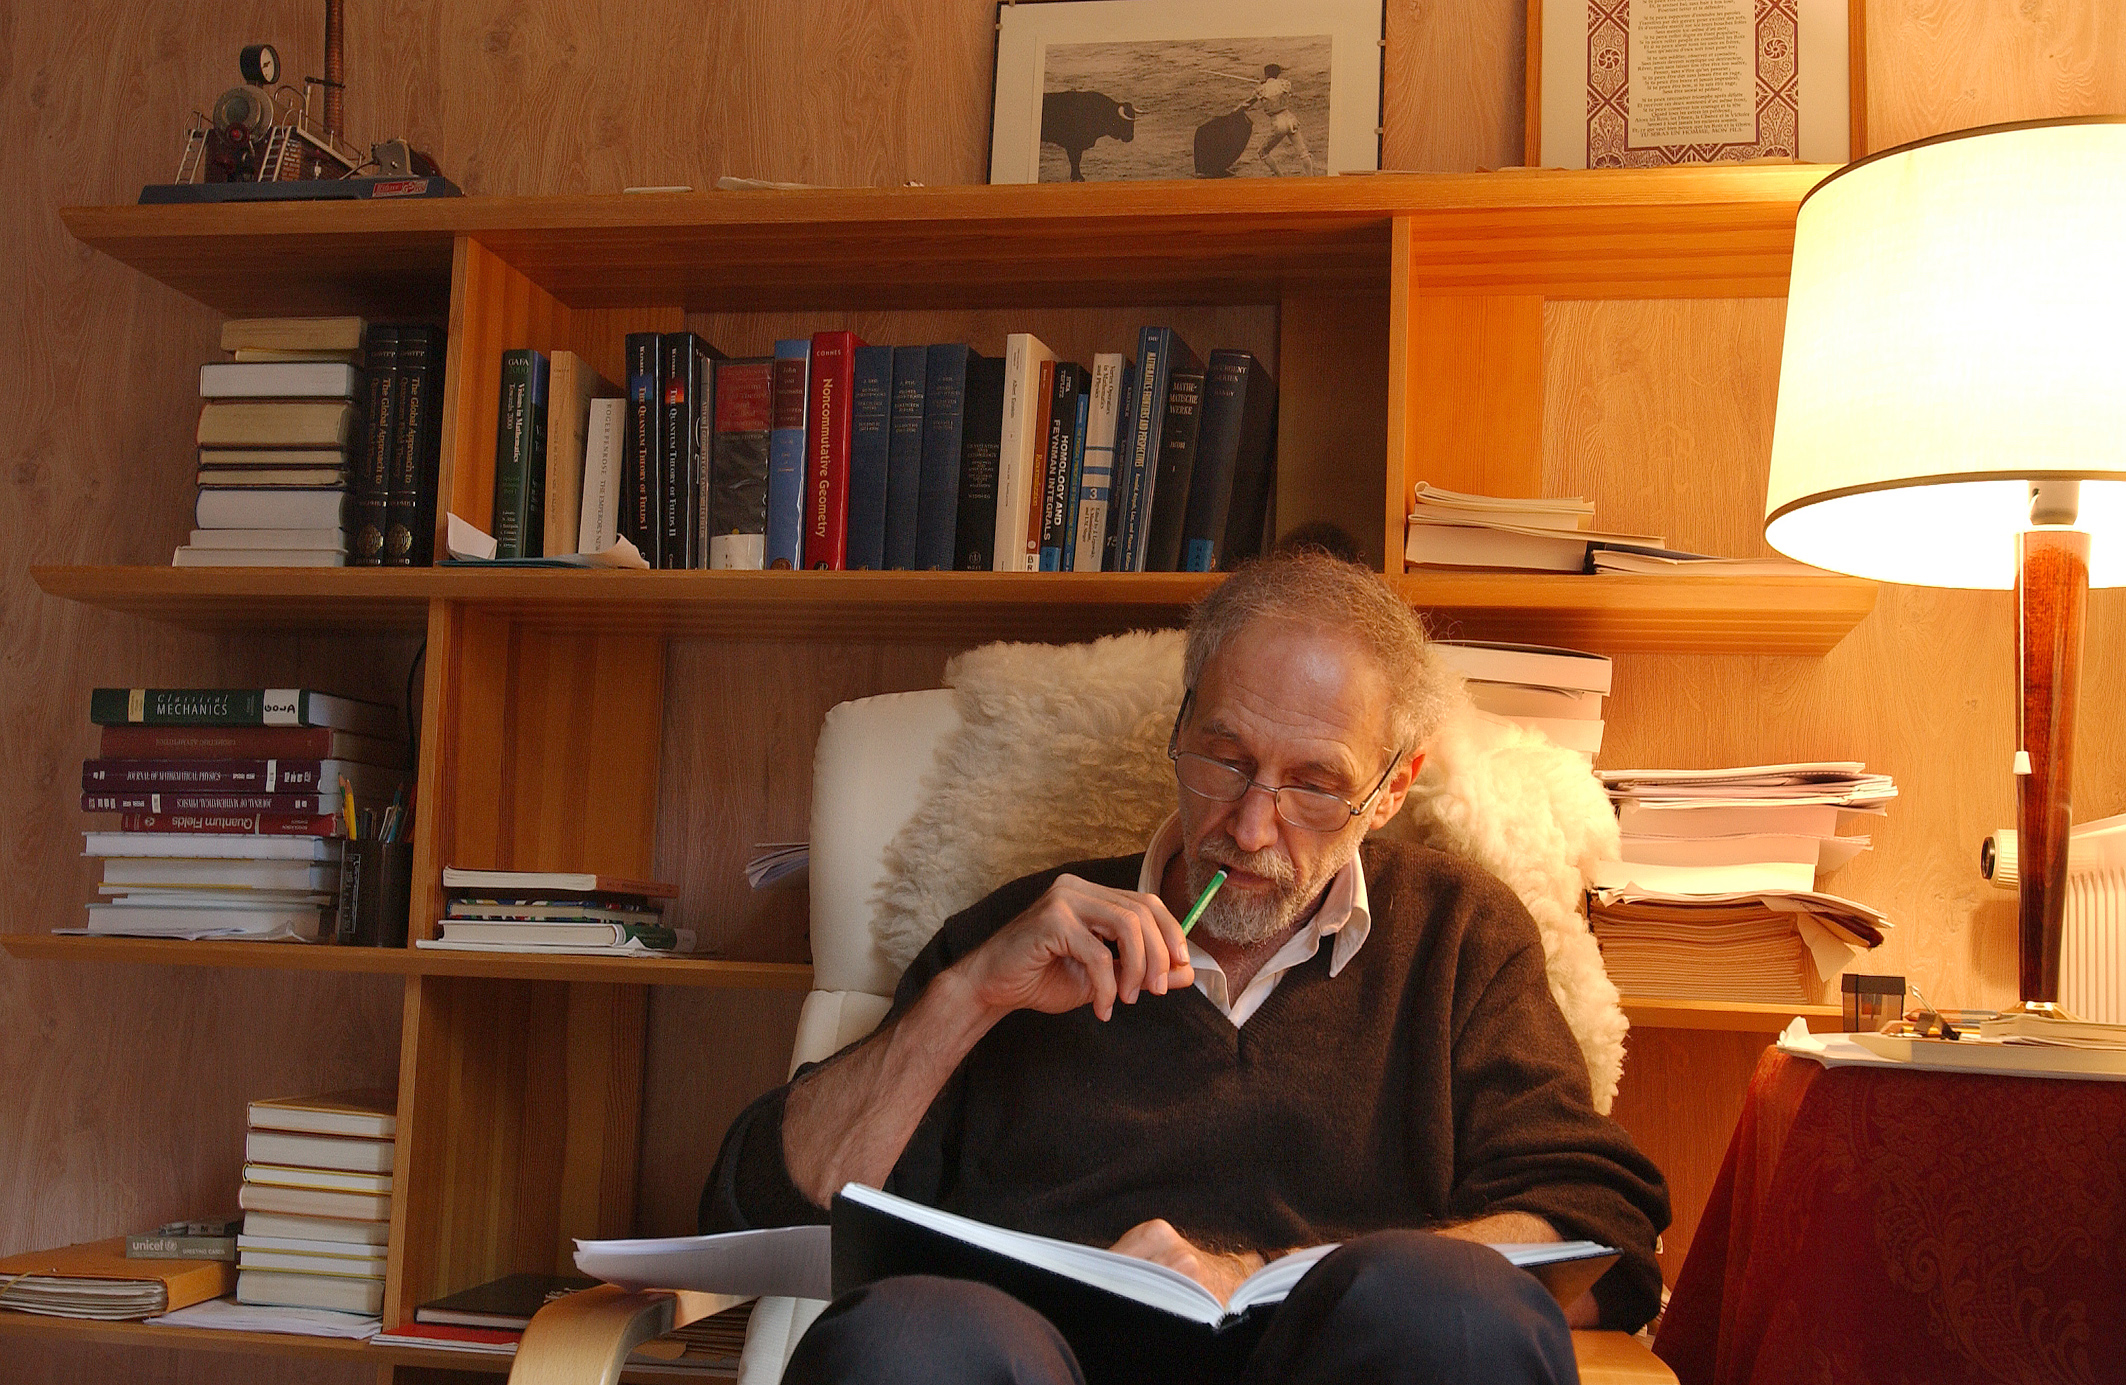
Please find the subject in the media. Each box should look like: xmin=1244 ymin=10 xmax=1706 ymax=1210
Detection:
xmin=2014 ymin=750 xmax=2033 ymax=775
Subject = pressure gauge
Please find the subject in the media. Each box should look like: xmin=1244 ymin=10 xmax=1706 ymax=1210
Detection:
xmin=239 ymin=44 xmax=280 ymax=86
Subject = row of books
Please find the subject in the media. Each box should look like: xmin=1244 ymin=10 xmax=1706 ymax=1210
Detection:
xmin=173 ymin=317 xmax=446 ymax=568
xmin=77 ymin=687 xmax=408 ymax=942
xmin=1589 ymin=763 xmax=1898 ymax=1004
xmin=490 ymin=326 xmax=1278 ymax=575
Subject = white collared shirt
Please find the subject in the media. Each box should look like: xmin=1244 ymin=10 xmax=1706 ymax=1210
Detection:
xmin=1135 ymin=813 xmax=1371 ymax=1027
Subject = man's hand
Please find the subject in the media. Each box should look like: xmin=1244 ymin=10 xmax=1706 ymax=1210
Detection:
xmin=1109 ymin=1220 xmax=1263 ymax=1308
xmin=953 ymin=874 xmax=1194 ymax=1023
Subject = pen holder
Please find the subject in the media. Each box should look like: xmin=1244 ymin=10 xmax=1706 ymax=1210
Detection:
xmin=335 ymin=840 xmax=413 ymax=947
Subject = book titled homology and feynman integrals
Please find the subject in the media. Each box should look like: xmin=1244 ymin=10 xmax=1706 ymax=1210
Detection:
xmin=576 ymin=1185 xmax=1618 ymax=1385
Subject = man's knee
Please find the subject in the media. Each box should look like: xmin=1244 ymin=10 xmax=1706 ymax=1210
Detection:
xmin=1250 ymin=1231 xmax=1577 ymax=1385
xmin=785 ymin=1275 xmax=1084 ymax=1385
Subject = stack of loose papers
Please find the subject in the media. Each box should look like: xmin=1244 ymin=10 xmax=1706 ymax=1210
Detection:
xmin=1591 ymin=764 xmax=1896 ymax=1003
xmin=745 ymin=843 xmax=809 ymax=889
xmin=1586 ymin=546 xmax=1831 ymax=577
xmin=1403 ymin=483 xmax=1661 ymax=573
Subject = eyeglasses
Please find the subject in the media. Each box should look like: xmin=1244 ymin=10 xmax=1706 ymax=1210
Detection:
xmin=1166 ymin=691 xmax=1405 ymax=834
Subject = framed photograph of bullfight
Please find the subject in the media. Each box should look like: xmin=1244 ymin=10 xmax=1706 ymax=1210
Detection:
xmin=988 ymin=0 xmax=1385 ymax=184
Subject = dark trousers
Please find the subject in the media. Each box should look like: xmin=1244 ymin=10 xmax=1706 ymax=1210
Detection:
xmin=783 ymin=1230 xmax=1580 ymax=1385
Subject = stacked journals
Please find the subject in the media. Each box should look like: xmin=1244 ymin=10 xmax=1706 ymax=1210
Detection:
xmin=1588 ymin=764 xmax=1897 ymax=1004
xmin=77 ymin=687 xmax=408 ymax=941
xmin=474 ymin=326 xmax=1278 ymax=574
xmin=1403 ymin=484 xmax=1661 ymax=572
xmin=418 ymin=868 xmax=688 ymax=956
xmin=1432 ymin=641 xmax=1611 ymax=758
xmin=235 ymin=1089 xmax=397 ymax=1318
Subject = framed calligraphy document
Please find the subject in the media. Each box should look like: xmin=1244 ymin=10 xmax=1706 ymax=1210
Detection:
xmin=1528 ymin=0 xmax=1862 ymax=168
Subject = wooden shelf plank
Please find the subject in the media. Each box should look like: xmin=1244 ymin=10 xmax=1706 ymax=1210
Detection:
xmin=0 ymin=1311 xmax=729 ymax=1380
xmin=32 ymin=565 xmax=1875 ymax=653
xmin=1621 ymin=997 xmax=1843 ymax=1032
xmin=62 ymin=166 xmax=1830 ymax=317
xmin=0 ymin=933 xmax=812 ymax=991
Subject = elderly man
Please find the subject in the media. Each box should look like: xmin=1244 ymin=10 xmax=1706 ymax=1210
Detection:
xmin=702 ymin=551 xmax=1669 ymax=1384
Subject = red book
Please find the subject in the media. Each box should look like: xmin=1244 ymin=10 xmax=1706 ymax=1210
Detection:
xmin=1021 ymin=359 xmax=1057 ymax=571
xmin=803 ymin=331 xmax=864 ymax=570
xmin=100 ymin=724 xmax=405 ymax=766
xmin=120 ymin=811 xmax=342 ymax=836
xmin=84 ymin=790 xmax=354 ymax=813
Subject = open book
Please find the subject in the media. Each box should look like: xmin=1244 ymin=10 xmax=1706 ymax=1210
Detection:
xmin=578 ymin=1185 xmax=1617 ymax=1381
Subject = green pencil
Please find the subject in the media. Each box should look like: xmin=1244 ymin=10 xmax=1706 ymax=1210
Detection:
xmin=1180 ymin=869 xmax=1227 ymax=936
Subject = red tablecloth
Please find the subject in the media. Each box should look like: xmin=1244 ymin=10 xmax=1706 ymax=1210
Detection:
xmin=1654 ymin=1048 xmax=2126 ymax=1385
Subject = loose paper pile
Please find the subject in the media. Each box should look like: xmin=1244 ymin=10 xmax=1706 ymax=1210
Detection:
xmin=1404 ymin=484 xmax=1661 ymax=573
xmin=1590 ymin=764 xmax=1895 ymax=1003
xmin=1433 ymin=640 xmax=1612 ymax=758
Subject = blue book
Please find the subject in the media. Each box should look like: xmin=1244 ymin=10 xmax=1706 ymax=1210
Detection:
xmin=845 ymin=346 xmax=895 ymax=570
xmin=1181 ymin=351 xmax=1278 ymax=572
xmin=1061 ymin=388 xmax=1091 ymax=573
xmin=1114 ymin=327 xmax=1200 ymax=572
xmin=883 ymin=347 xmax=929 ymax=570
xmin=916 ymin=345 xmax=972 ymax=571
xmin=764 ymin=338 xmax=811 ymax=570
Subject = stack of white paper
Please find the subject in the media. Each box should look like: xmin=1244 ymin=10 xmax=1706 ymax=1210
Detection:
xmin=1404 ymin=483 xmax=1661 ymax=575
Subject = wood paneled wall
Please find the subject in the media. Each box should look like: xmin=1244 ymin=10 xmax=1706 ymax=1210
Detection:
xmin=4 ymin=2 xmax=2122 ymax=1376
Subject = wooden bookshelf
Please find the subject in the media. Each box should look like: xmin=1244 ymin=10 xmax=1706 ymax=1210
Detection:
xmin=1622 ymin=998 xmax=1843 ymax=1032
xmin=33 ymin=564 xmax=1874 ymax=651
xmin=0 ymin=933 xmax=812 ymax=991
xmin=36 ymin=170 xmax=1866 ymax=1359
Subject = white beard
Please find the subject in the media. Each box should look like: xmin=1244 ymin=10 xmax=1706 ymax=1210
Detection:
xmin=1186 ymin=835 xmax=1355 ymax=947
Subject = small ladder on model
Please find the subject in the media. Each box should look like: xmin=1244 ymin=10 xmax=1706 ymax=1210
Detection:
xmin=257 ymin=123 xmax=299 ymax=181
xmin=175 ymin=123 xmax=207 ymax=183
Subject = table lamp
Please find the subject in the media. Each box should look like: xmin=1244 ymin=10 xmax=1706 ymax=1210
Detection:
xmin=1764 ymin=116 xmax=2126 ymax=1015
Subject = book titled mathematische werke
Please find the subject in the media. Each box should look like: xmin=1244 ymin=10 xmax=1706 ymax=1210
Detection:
xmin=576 ymin=1184 xmax=1617 ymax=1385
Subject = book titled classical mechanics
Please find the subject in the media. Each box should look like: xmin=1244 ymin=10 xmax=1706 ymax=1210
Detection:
xmin=577 ymin=1185 xmax=1616 ymax=1383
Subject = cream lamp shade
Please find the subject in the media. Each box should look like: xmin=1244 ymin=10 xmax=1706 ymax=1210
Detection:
xmin=1765 ymin=117 xmax=2126 ymax=588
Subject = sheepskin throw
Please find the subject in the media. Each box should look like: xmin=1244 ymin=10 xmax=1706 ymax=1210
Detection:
xmin=869 ymin=629 xmax=1628 ymax=1112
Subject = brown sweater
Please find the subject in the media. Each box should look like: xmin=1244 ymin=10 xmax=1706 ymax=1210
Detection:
xmin=701 ymin=840 xmax=1671 ymax=1330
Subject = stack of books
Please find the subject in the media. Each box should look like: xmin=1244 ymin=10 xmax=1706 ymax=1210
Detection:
xmin=1432 ymin=641 xmax=1611 ymax=758
xmin=1403 ymin=484 xmax=1662 ymax=573
xmin=475 ymin=326 xmax=1277 ymax=575
xmin=77 ymin=687 xmax=407 ymax=941
xmin=1588 ymin=763 xmax=1898 ymax=1004
xmin=235 ymin=1089 xmax=397 ymax=1318
xmin=418 ymin=868 xmax=687 ymax=956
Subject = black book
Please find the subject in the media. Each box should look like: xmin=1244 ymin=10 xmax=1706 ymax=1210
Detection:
xmin=915 ymin=345 xmax=974 ymax=571
xmin=351 ymin=326 xmax=399 ymax=566
xmin=828 ymin=1187 xmax=1617 ymax=1385
xmin=1038 ymin=363 xmax=1088 ymax=571
xmin=385 ymin=326 xmax=444 ymax=566
xmin=708 ymin=357 xmax=773 ymax=569
xmin=622 ymin=333 xmax=663 ymax=564
xmin=953 ymin=353 xmax=1008 ymax=571
xmin=414 ymin=1272 xmax=599 ymax=1330
xmin=1180 ymin=351 xmax=1278 ymax=572
xmin=660 ymin=331 xmax=720 ymax=569
xmin=1139 ymin=370 xmax=1206 ymax=572
xmin=882 ymin=345 xmax=929 ymax=570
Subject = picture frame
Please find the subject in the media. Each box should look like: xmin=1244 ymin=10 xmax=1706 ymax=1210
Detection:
xmin=989 ymin=0 xmax=1385 ymax=185
xmin=1527 ymin=0 xmax=1865 ymax=169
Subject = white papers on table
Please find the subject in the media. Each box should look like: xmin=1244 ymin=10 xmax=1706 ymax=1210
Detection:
xmin=148 ymin=1296 xmax=381 ymax=1337
xmin=576 ymin=1224 xmax=833 ymax=1299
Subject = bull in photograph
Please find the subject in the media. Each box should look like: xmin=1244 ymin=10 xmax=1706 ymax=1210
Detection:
xmin=1040 ymin=90 xmax=1140 ymax=181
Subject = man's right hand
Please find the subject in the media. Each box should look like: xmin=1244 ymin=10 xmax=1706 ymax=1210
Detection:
xmin=952 ymin=874 xmax=1194 ymax=1023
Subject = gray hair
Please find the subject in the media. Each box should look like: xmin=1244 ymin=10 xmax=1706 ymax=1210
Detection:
xmin=1183 ymin=551 xmax=1454 ymax=752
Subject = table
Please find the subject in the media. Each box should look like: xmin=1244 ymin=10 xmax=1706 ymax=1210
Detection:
xmin=1653 ymin=1048 xmax=2126 ymax=1385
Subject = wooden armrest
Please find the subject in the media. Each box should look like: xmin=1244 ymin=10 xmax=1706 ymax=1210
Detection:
xmin=508 ymin=1284 xmax=747 ymax=1385
xmin=1571 ymin=1329 xmax=1677 ymax=1385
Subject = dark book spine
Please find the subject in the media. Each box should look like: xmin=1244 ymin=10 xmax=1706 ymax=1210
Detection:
xmin=882 ymin=346 xmax=929 ymax=570
xmin=622 ymin=333 xmax=663 ymax=563
xmin=954 ymin=354 xmax=1007 ymax=571
xmin=691 ymin=347 xmax=717 ymax=569
xmin=385 ymin=326 xmax=442 ymax=565
xmin=1182 ymin=351 xmax=1277 ymax=572
xmin=119 ymin=811 xmax=343 ymax=836
xmin=915 ymin=346 xmax=971 ymax=571
xmin=804 ymin=331 xmax=861 ymax=570
xmin=844 ymin=345 xmax=895 ymax=571
xmin=351 ymin=327 xmax=400 ymax=565
xmin=90 ymin=688 xmax=265 ymax=725
xmin=1106 ymin=335 xmax=1157 ymax=572
xmin=1116 ymin=328 xmax=1199 ymax=572
xmin=1140 ymin=370 xmax=1204 ymax=573
xmin=83 ymin=759 xmax=341 ymax=791
xmin=764 ymin=343 xmax=811 ymax=569
xmin=1038 ymin=363 xmax=1084 ymax=571
xmin=708 ymin=357 xmax=774 ymax=569
xmin=659 ymin=332 xmax=702 ymax=569
xmin=84 ymin=791 xmax=345 ymax=813
xmin=490 ymin=350 xmax=540 ymax=558
xmin=1061 ymin=386 xmax=1091 ymax=573
xmin=100 ymin=725 xmax=342 ymax=758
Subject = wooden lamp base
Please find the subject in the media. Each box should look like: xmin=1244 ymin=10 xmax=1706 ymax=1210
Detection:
xmin=2013 ymin=527 xmax=2090 ymax=1007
